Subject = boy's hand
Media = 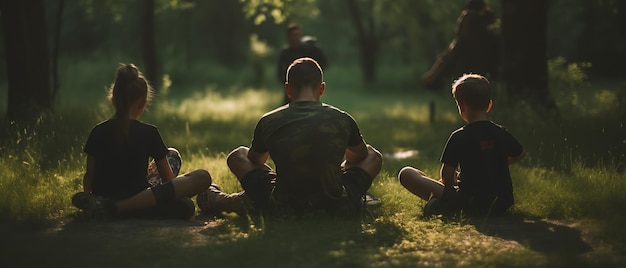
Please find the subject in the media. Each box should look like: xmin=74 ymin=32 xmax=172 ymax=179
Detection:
xmin=508 ymin=150 xmax=527 ymax=165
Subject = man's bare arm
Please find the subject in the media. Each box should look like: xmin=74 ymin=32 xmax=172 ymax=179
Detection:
xmin=345 ymin=141 xmax=368 ymax=166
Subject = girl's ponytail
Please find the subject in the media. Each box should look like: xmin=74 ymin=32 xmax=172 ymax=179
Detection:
xmin=108 ymin=64 xmax=153 ymax=138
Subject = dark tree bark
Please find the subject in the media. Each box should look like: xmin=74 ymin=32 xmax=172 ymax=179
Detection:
xmin=346 ymin=0 xmax=379 ymax=83
xmin=0 ymin=0 xmax=54 ymax=120
xmin=142 ymin=0 xmax=159 ymax=90
xmin=205 ymin=0 xmax=247 ymax=66
xmin=501 ymin=0 xmax=556 ymax=110
xmin=52 ymin=0 xmax=65 ymax=98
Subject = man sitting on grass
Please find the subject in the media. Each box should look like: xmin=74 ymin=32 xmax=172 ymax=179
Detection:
xmin=399 ymin=73 xmax=526 ymax=217
xmin=197 ymin=57 xmax=382 ymax=217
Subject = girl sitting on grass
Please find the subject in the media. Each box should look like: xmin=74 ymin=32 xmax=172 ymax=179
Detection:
xmin=71 ymin=63 xmax=211 ymax=219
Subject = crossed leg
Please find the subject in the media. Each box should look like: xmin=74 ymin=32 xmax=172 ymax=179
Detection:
xmin=398 ymin=166 xmax=444 ymax=201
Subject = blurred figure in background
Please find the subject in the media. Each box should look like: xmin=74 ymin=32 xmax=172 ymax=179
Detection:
xmin=422 ymin=0 xmax=499 ymax=89
xmin=277 ymin=23 xmax=328 ymax=105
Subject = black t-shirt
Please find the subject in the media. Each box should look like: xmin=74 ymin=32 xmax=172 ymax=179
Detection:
xmin=440 ymin=120 xmax=523 ymax=209
xmin=250 ymin=101 xmax=363 ymax=201
xmin=84 ymin=119 xmax=168 ymax=199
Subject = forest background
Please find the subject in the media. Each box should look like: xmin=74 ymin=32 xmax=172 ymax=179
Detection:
xmin=1 ymin=0 xmax=626 ymax=267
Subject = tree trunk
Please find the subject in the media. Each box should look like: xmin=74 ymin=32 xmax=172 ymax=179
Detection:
xmin=0 ymin=0 xmax=53 ymax=120
xmin=346 ymin=0 xmax=379 ymax=83
xmin=501 ymin=0 xmax=556 ymax=109
xmin=52 ymin=0 xmax=65 ymax=99
xmin=142 ymin=0 xmax=159 ymax=90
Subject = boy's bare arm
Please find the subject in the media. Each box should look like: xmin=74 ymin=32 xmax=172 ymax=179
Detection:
xmin=247 ymin=148 xmax=270 ymax=166
xmin=508 ymin=150 xmax=527 ymax=165
xmin=83 ymin=155 xmax=95 ymax=193
xmin=440 ymin=163 xmax=457 ymax=187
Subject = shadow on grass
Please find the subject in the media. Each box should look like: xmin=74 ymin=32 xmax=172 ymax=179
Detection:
xmin=188 ymin=211 xmax=405 ymax=267
xmin=469 ymin=212 xmax=592 ymax=256
xmin=19 ymin=210 xmax=405 ymax=267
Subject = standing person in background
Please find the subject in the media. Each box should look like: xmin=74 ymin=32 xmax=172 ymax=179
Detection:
xmin=421 ymin=0 xmax=499 ymax=89
xmin=72 ymin=63 xmax=212 ymax=220
xmin=277 ymin=23 xmax=328 ymax=105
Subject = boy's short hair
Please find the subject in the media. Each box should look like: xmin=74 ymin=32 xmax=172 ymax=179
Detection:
xmin=452 ymin=73 xmax=491 ymax=111
xmin=286 ymin=57 xmax=323 ymax=91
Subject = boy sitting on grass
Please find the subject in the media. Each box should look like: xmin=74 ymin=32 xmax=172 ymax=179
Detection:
xmin=399 ymin=73 xmax=526 ymax=216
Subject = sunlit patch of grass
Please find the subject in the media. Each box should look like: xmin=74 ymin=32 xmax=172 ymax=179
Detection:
xmin=553 ymin=87 xmax=621 ymax=117
xmin=382 ymin=102 xmax=430 ymax=123
xmin=378 ymin=101 xmax=462 ymax=125
xmin=513 ymin=161 xmax=625 ymax=220
xmin=155 ymin=86 xmax=281 ymax=123
xmin=181 ymin=151 xmax=243 ymax=193
xmin=367 ymin=216 xmax=542 ymax=267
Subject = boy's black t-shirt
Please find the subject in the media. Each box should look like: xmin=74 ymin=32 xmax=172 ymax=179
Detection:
xmin=250 ymin=101 xmax=363 ymax=201
xmin=84 ymin=119 xmax=169 ymax=199
xmin=440 ymin=120 xmax=523 ymax=211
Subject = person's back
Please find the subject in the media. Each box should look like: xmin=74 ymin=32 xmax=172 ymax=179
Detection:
xmin=442 ymin=120 xmax=518 ymax=214
xmin=86 ymin=119 xmax=166 ymax=199
xmin=253 ymin=101 xmax=362 ymax=205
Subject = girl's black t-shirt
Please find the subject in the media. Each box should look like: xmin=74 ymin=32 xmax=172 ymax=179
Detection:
xmin=84 ymin=119 xmax=168 ymax=199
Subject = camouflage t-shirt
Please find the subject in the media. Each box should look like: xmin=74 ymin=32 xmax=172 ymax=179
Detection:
xmin=250 ymin=101 xmax=364 ymax=201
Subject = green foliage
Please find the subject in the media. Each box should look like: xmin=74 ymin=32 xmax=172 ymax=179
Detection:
xmin=548 ymin=57 xmax=591 ymax=89
xmin=548 ymin=0 xmax=626 ymax=76
xmin=35 ymin=0 xmax=626 ymax=85
xmin=241 ymin=0 xmax=320 ymax=24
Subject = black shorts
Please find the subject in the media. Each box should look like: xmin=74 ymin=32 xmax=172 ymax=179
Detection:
xmin=239 ymin=167 xmax=373 ymax=214
xmin=340 ymin=167 xmax=374 ymax=199
xmin=239 ymin=169 xmax=277 ymax=210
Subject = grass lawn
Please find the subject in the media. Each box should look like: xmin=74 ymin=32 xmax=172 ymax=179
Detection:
xmin=0 ymin=61 xmax=625 ymax=267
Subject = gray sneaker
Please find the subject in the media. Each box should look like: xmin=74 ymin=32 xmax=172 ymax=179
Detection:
xmin=363 ymin=192 xmax=382 ymax=209
xmin=196 ymin=184 xmax=251 ymax=213
xmin=71 ymin=192 xmax=115 ymax=218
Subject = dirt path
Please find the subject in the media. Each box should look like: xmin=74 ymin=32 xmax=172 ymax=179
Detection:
xmin=1 ymin=214 xmax=623 ymax=267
